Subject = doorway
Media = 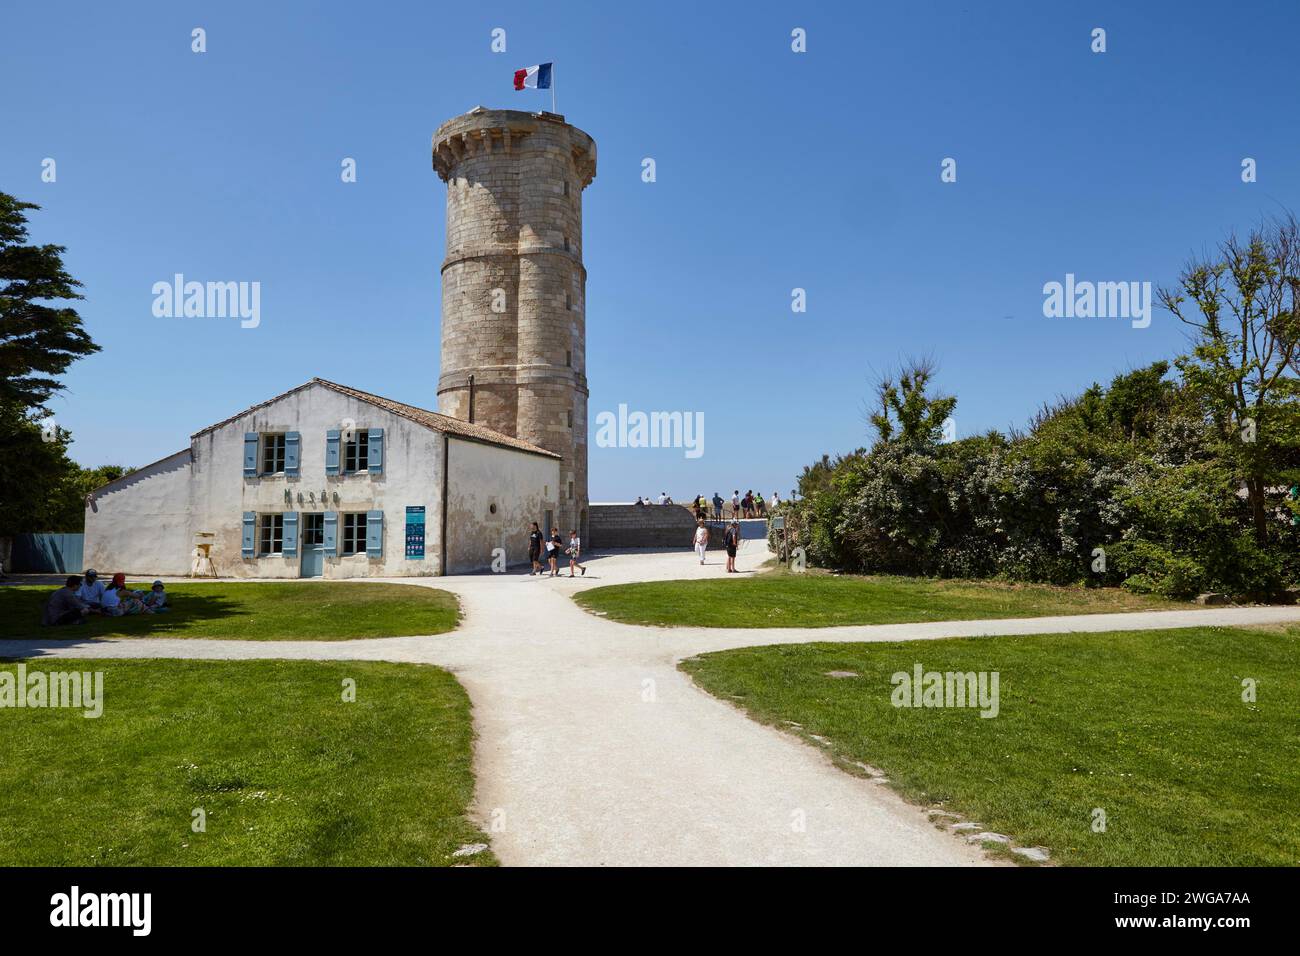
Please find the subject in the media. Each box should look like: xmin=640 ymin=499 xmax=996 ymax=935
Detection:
xmin=300 ymin=513 xmax=325 ymax=578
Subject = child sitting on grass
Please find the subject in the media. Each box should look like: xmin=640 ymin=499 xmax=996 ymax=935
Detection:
xmin=142 ymin=580 xmax=169 ymax=612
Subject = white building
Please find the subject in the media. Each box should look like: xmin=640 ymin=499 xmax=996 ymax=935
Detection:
xmin=84 ymin=378 xmax=562 ymax=577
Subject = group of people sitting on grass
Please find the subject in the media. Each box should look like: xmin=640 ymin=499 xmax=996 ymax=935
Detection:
xmin=41 ymin=569 xmax=169 ymax=627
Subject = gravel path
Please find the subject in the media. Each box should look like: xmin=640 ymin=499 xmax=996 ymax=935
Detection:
xmin=5 ymin=546 xmax=1298 ymax=866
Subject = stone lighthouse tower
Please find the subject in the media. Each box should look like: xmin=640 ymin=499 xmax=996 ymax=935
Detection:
xmin=432 ymin=107 xmax=596 ymax=539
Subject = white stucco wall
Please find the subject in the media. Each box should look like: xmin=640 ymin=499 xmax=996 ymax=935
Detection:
xmin=189 ymin=384 xmax=444 ymax=578
xmin=82 ymin=381 xmax=563 ymax=578
xmin=84 ymin=450 xmax=194 ymax=575
xmin=444 ymin=436 xmax=560 ymax=573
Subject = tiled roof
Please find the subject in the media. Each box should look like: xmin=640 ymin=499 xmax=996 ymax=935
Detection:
xmin=191 ymin=378 xmax=562 ymax=460
xmin=313 ymin=379 xmax=561 ymax=459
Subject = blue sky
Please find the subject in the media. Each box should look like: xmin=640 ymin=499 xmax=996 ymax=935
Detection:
xmin=6 ymin=0 xmax=1299 ymax=500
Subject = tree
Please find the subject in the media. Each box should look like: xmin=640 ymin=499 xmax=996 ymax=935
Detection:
xmin=1158 ymin=214 xmax=1300 ymax=544
xmin=0 ymin=191 xmax=99 ymax=412
xmin=0 ymin=192 xmax=104 ymax=534
xmin=0 ymin=402 xmax=76 ymax=534
xmin=868 ymin=356 xmax=957 ymax=448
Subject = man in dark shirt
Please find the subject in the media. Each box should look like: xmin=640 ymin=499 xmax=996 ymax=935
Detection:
xmin=724 ymin=521 xmax=740 ymax=574
xmin=528 ymin=522 xmax=544 ymax=575
xmin=42 ymin=576 xmax=89 ymax=626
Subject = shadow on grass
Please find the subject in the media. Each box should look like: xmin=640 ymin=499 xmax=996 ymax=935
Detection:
xmin=0 ymin=587 xmax=241 ymax=644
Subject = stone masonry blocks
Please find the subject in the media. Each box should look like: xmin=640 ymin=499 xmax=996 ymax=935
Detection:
xmin=433 ymin=108 xmax=596 ymax=537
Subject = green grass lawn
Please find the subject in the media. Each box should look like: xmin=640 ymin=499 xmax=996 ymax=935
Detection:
xmin=0 ymin=658 xmax=493 ymax=865
xmin=681 ymin=625 xmax=1300 ymax=866
xmin=0 ymin=582 xmax=459 ymax=640
xmin=575 ymin=568 xmax=1179 ymax=628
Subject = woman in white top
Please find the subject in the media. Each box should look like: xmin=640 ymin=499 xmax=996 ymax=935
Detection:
xmin=567 ymin=531 xmax=586 ymax=577
xmin=692 ymin=520 xmax=709 ymax=565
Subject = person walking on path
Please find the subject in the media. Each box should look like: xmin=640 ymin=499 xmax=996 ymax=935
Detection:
xmin=723 ymin=520 xmax=740 ymax=573
xmin=528 ymin=522 xmax=544 ymax=575
xmin=692 ymin=519 xmax=710 ymax=565
xmin=548 ymin=528 xmax=564 ymax=577
xmin=566 ymin=530 xmax=586 ymax=577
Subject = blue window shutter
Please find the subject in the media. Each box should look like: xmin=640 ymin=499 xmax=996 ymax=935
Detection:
xmin=282 ymin=511 xmax=299 ymax=556
xmin=241 ymin=512 xmax=256 ymax=557
xmin=323 ymin=511 xmax=339 ymax=554
xmin=366 ymin=510 xmax=384 ymax=558
xmin=368 ymin=428 xmax=384 ymax=474
xmin=325 ymin=430 xmax=340 ymax=475
xmin=284 ymin=431 xmax=301 ymax=476
xmin=243 ymin=433 xmax=258 ymax=477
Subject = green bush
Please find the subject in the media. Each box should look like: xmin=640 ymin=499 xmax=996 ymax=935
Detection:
xmin=787 ymin=362 xmax=1298 ymax=600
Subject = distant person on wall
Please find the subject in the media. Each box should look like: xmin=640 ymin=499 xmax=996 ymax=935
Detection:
xmin=731 ymin=490 xmax=740 ymax=519
xmin=692 ymin=519 xmax=709 ymax=565
xmin=724 ymin=520 xmax=740 ymax=573
xmin=635 ymin=496 xmax=645 ymax=507
xmin=712 ymin=492 xmax=724 ymax=519
xmin=548 ymin=527 xmax=564 ymax=576
xmin=755 ymin=494 xmax=766 ymax=518
xmin=742 ymin=490 xmax=754 ymax=518
xmin=41 ymin=576 xmax=90 ymax=626
xmin=657 ymin=491 xmax=668 ymax=505
xmin=770 ymin=491 xmax=780 ymax=511
xmin=528 ymin=522 xmax=544 ymax=575
xmin=566 ymin=530 xmax=586 ymax=577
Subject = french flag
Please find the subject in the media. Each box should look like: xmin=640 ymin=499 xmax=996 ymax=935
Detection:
xmin=513 ymin=63 xmax=552 ymax=90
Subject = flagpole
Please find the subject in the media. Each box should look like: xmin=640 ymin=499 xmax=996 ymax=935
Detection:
xmin=551 ymin=63 xmax=556 ymax=114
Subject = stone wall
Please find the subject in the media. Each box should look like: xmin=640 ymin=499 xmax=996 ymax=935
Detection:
xmin=589 ymin=504 xmax=725 ymax=550
xmin=433 ymin=107 xmax=596 ymax=540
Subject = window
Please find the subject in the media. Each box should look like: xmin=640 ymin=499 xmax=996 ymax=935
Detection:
xmin=302 ymin=513 xmax=324 ymax=547
xmin=262 ymin=434 xmax=286 ymax=474
xmin=566 ymin=293 xmax=572 ymax=311
xmin=568 ymin=481 xmax=574 ymax=500
xmin=565 ymin=350 xmax=571 ymax=367
xmin=566 ymin=409 xmax=573 ymax=428
xmin=563 ymin=236 xmax=570 ymax=252
xmin=259 ymin=514 xmax=284 ymax=555
xmin=342 ymin=512 xmax=368 ymax=555
xmin=563 ymin=180 xmax=569 ymax=196
xmin=344 ymin=431 xmax=369 ymax=473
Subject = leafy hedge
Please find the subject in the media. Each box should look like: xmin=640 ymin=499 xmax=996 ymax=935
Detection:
xmin=783 ymin=363 xmax=1300 ymax=600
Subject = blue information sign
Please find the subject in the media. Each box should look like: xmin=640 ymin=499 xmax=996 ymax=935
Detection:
xmin=405 ymin=506 xmax=426 ymax=560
